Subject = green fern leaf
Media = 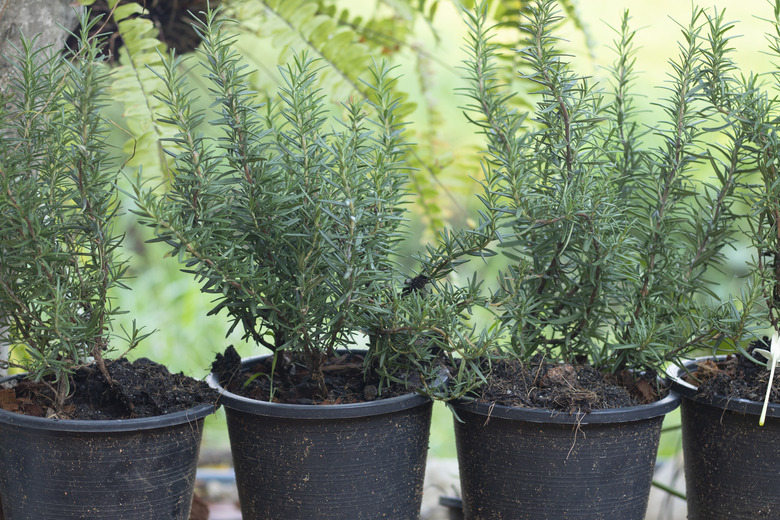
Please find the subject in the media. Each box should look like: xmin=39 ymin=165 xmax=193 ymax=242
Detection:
xmin=106 ymin=0 xmax=174 ymax=181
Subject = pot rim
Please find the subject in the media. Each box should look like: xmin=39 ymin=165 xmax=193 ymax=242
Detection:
xmin=0 ymin=373 xmax=217 ymax=432
xmin=207 ymin=353 xmax=430 ymax=419
xmin=449 ymin=383 xmax=680 ymax=425
xmin=666 ymin=355 xmax=780 ymax=418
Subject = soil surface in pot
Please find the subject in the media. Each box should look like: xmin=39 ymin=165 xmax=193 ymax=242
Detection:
xmin=690 ymin=339 xmax=780 ymax=405
xmin=475 ymin=356 xmax=661 ymax=413
xmin=211 ymin=346 xmax=415 ymax=405
xmin=0 ymin=357 xmax=218 ymax=420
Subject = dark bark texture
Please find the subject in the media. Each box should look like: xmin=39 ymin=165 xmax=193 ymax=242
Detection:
xmin=0 ymin=0 xmax=80 ymax=92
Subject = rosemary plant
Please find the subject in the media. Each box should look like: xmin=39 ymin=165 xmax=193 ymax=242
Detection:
xmin=0 ymin=14 xmax=146 ymax=409
xmin=456 ymin=0 xmax=747 ymax=381
xmin=131 ymin=9 xmax=489 ymax=397
xmin=693 ymin=5 xmax=780 ymax=373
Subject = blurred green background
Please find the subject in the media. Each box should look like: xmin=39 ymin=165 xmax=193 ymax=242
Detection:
xmin=94 ymin=0 xmax=772 ymax=457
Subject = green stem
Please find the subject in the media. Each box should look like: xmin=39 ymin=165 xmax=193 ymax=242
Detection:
xmin=652 ymin=480 xmax=686 ymax=501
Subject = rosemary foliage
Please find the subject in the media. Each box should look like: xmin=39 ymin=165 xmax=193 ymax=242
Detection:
xmin=697 ymin=3 xmax=780 ymax=353
xmin=0 ymin=13 xmax=143 ymax=408
xmin=131 ymin=10 xmax=424 ymax=393
xmin=460 ymin=1 xmax=747 ymax=375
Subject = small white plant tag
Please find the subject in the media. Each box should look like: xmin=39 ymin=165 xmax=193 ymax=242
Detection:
xmin=753 ymin=332 xmax=780 ymax=426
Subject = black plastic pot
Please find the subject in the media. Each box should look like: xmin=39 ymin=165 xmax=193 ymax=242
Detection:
xmin=667 ymin=358 xmax=780 ymax=519
xmin=451 ymin=391 xmax=680 ymax=520
xmin=0 ymin=374 xmax=215 ymax=520
xmin=207 ymin=354 xmax=433 ymax=520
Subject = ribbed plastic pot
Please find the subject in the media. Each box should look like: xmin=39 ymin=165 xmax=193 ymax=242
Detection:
xmin=0 ymin=374 xmax=216 ymax=520
xmin=207 ymin=354 xmax=433 ymax=520
xmin=667 ymin=358 xmax=780 ymax=519
xmin=451 ymin=390 xmax=680 ymax=520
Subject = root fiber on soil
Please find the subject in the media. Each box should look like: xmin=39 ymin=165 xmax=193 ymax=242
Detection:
xmin=476 ymin=355 xmax=661 ymax=413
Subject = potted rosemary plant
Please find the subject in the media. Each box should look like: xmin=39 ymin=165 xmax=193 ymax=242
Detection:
xmin=0 ymin=13 xmax=217 ymax=519
xmin=437 ymin=2 xmax=746 ymax=518
xmin=664 ymin=6 xmax=780 ymax=518
xmin=129 ymin=8 xmax=485 ymax=519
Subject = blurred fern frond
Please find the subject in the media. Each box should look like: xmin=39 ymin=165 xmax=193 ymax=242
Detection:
xmin=78 ymin=0 xmax=585 ymax=229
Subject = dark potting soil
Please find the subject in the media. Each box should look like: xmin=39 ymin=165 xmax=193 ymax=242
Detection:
xmin=476 ymin=355 xmax=661 ymax=413
xmin=211 ymin=345 xmax=414 ymax=405
xmin=691 ymin=338 xmax=780 ymax=405
xmin=0 ymin=357 xmax=219 ymax=420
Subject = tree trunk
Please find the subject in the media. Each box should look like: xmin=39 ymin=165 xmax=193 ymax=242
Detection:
xmin=0 ymin=0 xmax=80 ymax=376
xmin=0 ymin=0 xmax=80 ymax=91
